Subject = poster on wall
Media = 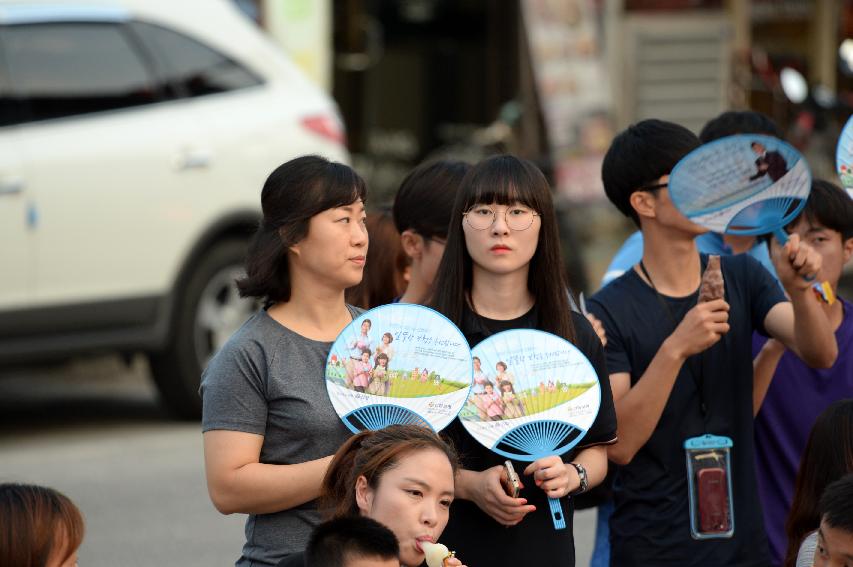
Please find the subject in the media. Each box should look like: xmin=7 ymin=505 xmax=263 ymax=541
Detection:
xmin=263 ymin=0 xmax=332 ymax=90
xmin=521 ymin=0 xmax=614 ymax=202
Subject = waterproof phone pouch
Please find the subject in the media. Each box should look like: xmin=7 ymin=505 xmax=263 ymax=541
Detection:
xmin=684 ymin=434 xmax=734 ymax=540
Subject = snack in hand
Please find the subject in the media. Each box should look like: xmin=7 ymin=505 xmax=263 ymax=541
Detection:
xmin=698 ymin=255 xmax=725 ymax=303
xmin=422 ymin=541 xmax=454 ymax=567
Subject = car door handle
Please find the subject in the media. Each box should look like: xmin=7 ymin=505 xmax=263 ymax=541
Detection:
xmin=0 ymin=177 xmax=24 ymax=196
xmin=174 ymin=148 xmax=211 ymax=171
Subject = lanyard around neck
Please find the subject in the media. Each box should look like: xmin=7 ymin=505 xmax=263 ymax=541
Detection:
xmin=638 ymin=260 xmax=709 ymax=424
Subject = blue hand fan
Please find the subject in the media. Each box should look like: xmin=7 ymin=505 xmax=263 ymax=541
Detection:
xmin=669 ymin=134 xmax=833 ymax=302
xmin=669 ymin=134 xmax=810 ymax=242
xmin=325 ymin=304 xmax=473 ymax=433
xmin=836 ymin=114 xmax=853 ymax=195
xmin=460 ymin=329 xmax=602 ymax=530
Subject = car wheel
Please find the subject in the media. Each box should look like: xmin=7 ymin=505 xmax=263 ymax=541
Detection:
xmin=150 ymin=239 xmax=254 ymax=419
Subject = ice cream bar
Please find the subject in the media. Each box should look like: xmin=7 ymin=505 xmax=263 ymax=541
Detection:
xmin=698 ymin=255 xmax=725 ymax=303
xmin=422 ymin=541 xmax=454 ymax=567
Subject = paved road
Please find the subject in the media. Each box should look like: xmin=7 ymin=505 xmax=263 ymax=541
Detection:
xmin=0 ymin=356 xmax=597 ymax=566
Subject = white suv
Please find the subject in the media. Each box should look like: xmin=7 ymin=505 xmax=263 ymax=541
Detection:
xmin=0 ymin=0 xmax=349 ymax=417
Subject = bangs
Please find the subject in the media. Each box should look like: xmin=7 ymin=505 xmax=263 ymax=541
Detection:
xmin=460 ymin=155 xmax=546 ymax=212
xmin=313 ymin=161 xmax=368 ymax=213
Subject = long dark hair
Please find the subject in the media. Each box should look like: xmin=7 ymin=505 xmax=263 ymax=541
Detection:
xmin=320 ymin=425 xmax=459 ymax=519
xmin=237 ymin=155 xmax=367 ymax=305
xmin=784 ymin=399 xmax=853 ymax=567
xmin=430 ymin=154 xmax=575 ymax=343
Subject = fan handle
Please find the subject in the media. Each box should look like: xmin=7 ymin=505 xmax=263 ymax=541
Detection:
xmin=548 ymin=497 xmax=567 ymax=530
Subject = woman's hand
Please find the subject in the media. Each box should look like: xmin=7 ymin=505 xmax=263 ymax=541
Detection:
xmin=444 ymin=556 xmax=467 ymax=567
xmin=524 ymin=456 xmax=577 ymax=499
xmin=464 ymin=465 xmax=536 ymax=526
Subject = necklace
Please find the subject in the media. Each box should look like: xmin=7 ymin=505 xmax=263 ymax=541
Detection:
xmin=638 ymin=259 xmax=709 ymax=424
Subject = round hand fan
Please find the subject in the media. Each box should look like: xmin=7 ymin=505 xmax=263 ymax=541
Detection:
xmin=669 ymin=134 xmax=833 ymax=303
xmin=669 ymin=134 xmax=811 ymax=241
xmin=325 ymin=303 xmax=473 ymax=433
xmin=460 ymin=329 xmax=602 ymax=530
xmin=836 ymin=114 xmax=853 ymax=197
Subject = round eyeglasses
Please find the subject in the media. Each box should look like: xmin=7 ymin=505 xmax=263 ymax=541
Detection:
xmin=463 ymin=206 xmax=540 ymax=231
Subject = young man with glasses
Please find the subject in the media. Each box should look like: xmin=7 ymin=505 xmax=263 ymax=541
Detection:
xmin=587 ymin=119 xmax=837 ymax=567
xmin=599 ymin=111 xmax=782 ymax=288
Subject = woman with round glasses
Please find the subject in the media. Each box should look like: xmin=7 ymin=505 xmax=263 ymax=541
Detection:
xmin=430 ymin=154 xmax=617 ymax=567
xmin=463 ymin=203 xmax=541 ymax=231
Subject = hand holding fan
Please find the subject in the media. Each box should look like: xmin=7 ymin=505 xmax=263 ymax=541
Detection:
xmin=669 ymin=134 xmax=833 ymax=303
xmin=459 ymin=329 xmax=602 ymax=530
xmin=325 ymin=304 xmax=473 ymax=433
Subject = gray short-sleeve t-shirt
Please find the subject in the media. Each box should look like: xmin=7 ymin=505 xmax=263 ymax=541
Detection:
xmin=200 ymin=307 xmax=360 ymax=567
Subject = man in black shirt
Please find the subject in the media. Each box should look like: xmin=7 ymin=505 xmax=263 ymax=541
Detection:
xmin=589 ymin=120 xmax=837 ymax=567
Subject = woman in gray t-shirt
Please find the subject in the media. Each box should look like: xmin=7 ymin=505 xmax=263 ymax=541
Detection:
xmin=200 ymin=156 xmax=368 ymax=567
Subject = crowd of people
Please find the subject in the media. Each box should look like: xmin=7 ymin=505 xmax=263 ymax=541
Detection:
xmin=3 ymin=110 xmax=852 ymax=567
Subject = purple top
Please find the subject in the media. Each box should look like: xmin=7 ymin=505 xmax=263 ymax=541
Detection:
xmin=754 ymin=298 xmax=853 ymax=567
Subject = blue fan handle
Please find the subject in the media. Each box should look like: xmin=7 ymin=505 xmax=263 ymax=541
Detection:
xmin=548 ymin=497 xmax=567 ymax=530
xmin=772 ymin=227 xmax=789 ymax=246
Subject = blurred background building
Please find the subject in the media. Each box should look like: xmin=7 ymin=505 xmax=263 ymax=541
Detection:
xmin=0 ymin=0 xmax=849 ymax=418
xmin=242 ymin=0 xmax=852 ymax=289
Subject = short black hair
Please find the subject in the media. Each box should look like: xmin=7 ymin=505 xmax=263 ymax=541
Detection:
xmin=393 ymin=159 xmax=470 ymax=239
xmin=601 ymin=119 xmax=700 ymax=226
xmin=819 ymin=473 xmax=853 ymax=534
xmin=789 ymin=179 xmax=853 ymax=240
xmin=699 ymin=111 xmax=780 ymax=143
xmin=305 ymin=517 xmax=399 ymax=567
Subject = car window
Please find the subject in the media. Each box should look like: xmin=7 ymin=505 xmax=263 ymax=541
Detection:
xmin=0 ymin=22 xmax=160 ymax=124
xmin=0 ymin=44 xmax=17 ymax=127
xmin=130 ymin=22 xmax=262 ymax=98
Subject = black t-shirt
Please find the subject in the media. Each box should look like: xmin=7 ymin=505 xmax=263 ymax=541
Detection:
xmin=588 ymin=254 xmax=785 ymax=567
xmin=439 ymin=306 xmax=618 ymax=567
